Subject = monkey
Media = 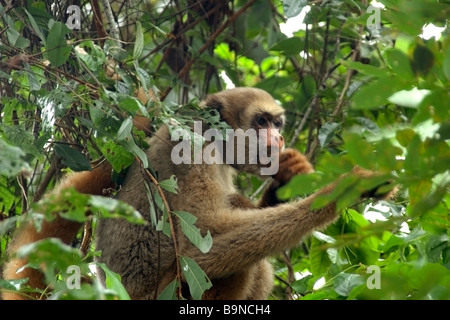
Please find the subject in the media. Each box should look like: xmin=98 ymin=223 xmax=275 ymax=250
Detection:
xmin=1 ymin=87 xmax=395 ymax=300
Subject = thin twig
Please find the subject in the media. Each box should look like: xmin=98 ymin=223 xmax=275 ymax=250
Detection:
xmin=159 ymin=0 xmax=257 ymax=101
xmin=333 ymin=27 xmax=364 ymax=117
xmin=136 ymin=156 xmax=183 ymax=299
xmin=288 ymin=95 xmax=316 ymax=149
xmin=100 ymin=0 xmax=121 ymax=47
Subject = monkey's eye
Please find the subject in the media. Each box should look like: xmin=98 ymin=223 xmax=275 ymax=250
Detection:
xmin=257 ymin=116 xmax=268 ymax=127
xmin=273 ymin=121 xmax=283 ymax=129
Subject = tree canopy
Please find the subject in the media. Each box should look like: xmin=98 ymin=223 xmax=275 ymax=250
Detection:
xmin=0 ymin=0 xmax=449 ymax=300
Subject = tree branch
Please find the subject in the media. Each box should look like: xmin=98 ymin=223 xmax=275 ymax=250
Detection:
xmin=160 ymin=0 xmax=257 ymax=101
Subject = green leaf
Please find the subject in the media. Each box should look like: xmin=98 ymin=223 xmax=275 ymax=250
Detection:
xmin=6 ymin=28 xmax=30 ymax=49
xmin=105 ymin=39 xmax=129 ymax=61
xmin=100 ymin=141 xmax=134 ymax=172
xmin=53 ymin=143 xmax=92 ymax=172
xmin=120 ymin=139 xmax=148 ymax=169
xmin=343 ymin=132 xmax=374 ymax=170
xmin=116 ymin=117 xmax=134 ymax=141
xmin=312 ymin=174 xmax=363 ymax=211
xmin=277 ymin=171 xmax=326 ymax=200
xmin=301 ymin=288 xmax=337 ymax=300
xmin=282 ymin=0 xmax=308 ymax=18
xmin=351 ymin=76 xmax=410 ymax=109
xmin=421 ymin=199 xmax=450 ymax=234
xmin=89 ymin=195 xmax=144 ymax=224
xmin=118 ymin=97 xmax=148 ymax=117
xmin=410 ymin=181 xmax=449 ymax=217
xmin=300 ymin=74 xmax=316 ymax=99
xmin=180 ymin=255 xmax=212 ymax=300
xmin=75 ymin=41 xmax=106 ymax=72
xmin=23 ymin=62 xmax=41 ymax=91
xmin=309 ymin=237 xmax=331 ymax=276
xmin=97 ymin=263 xmax=131 ymax=300
xmin=343 ymin=209 xmax=381 ymax=265
xmin=133 ymin=21 xmax=144 ymax=60
xmin=342 ymin=60 xmax=389 ymax=77
xmin=292 ymin=275 xmax=313 ymax=295
xmin=396 ymin=128 xmax=415 ymax=148
xmin=156 ymin=203 xmax=172 ymax=237
xmin=0 ymin=139 xmax=31 ymax=177
xmin=43 ymin=188 xmax=90 ymax=223
xmin=269 ymin=37 xmax=304 ymax=56
xmin=173 ymin=211 xmax=213 ymax=253
xmin=25 ymin=9 xmax=46 ymax=46
xmin=46 ymin=21 xmax=71 ymax=67
xmin=411 ymin=43 xmax=434 ymax=77
xmin=385 ymin=48 xmax=414 ymax=78
xmin=159 ymin=175 xmax=179 ymax=194
xmin=135 ymin=67 xmax=151 ymax=93
xmin=0 ymin=278 xmax=28 ymax=292
xmin=312 ymin=231 xmax=336 ymax=244
xmin=382 ymin=234 xmax=405 ymax=253
xmin=17 ymin=238 xmax=82 ymax=269
xmin=0 ymin=184 xmax=15 ymax=213
xmin=443 ymin=45 xmax=450 ymax=81
xmin=114 ymin=117 xmax=149 ymax=168
xmin=318 ymin=122 xmax=341 ymax=147
xmin=157 ymin=279 xmax=179 ymax=300
xmin=375 ymin=138 xmax=402 ymax=171
xmin=1 ymin=124 xmax=40 ymax=158
xmin=333 ymin=273 xmax=364 ymax=297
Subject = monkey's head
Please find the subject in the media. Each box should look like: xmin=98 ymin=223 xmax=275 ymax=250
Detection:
xmin=201 ymin=87 xmax=285 ymax=177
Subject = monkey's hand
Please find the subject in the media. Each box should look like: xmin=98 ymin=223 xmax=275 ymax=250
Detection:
xmin=351 ymin=166 xmax=398 ymax=201
xmin=273 ymin=148 xmax=314 ymax=185
xmin=259 ymin=148 xmax=314 ymax=208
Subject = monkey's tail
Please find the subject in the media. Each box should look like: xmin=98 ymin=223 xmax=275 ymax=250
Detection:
xmin=1 ymin=161 xmax=114 ymax=300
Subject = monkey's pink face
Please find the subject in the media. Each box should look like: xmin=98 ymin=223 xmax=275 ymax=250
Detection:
xmin=258 ymin=127 xmax=285 ymax=153
xmin=222 ymin=127 xmax=283 ymax=176
xmin=252 ymin=111 xmax=285 ymax=174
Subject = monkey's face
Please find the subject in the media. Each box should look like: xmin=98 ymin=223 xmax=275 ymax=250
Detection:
xmin=202 ymin=87 xmax=286 ymax=177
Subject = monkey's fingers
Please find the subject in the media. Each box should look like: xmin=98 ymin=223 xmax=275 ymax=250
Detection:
xmin=273 ymin=148 xmax=314 ymax=184
xmin=352 ymin=166 xmax=398 ymax=201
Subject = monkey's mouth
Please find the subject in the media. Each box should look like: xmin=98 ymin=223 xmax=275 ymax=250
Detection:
xmin=256 ymin=146 xmax=282 ymax=168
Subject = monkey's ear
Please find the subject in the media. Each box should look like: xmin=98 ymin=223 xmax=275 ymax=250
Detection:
xmin=201 ymin=94 xmax=224 ymax=114
xmin=201 ymin=94 xmax=231 ymax=127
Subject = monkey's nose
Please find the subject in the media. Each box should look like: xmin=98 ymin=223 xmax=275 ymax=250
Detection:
xmin=278 ymin=134 xmax=285 ymax=150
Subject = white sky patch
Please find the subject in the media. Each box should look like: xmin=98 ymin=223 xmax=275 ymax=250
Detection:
xmin=219 ymin=70 xmax=235 ymax=89
xmin=313 ymin=276 xmax=326 ymax=290
xmin=421 ymin=23 xmax=445 ymax=41
xmin=280 ymin=1 xmax=444 ymax=42
xmin=364 ymin=202 xmax=411 ymax=234
xmin=279 ymin=6 xmax=310 ymax=37
xmin=364 ymin=202 xmax=389 ymax=223
xmin=388 ymin=87 xmax=431 ymax=109
xmin=370 ymin=0 xmax=385 ymax=9
xmin=399 ymin=221 xmax=410 ymax=234
xmin=294 ymin=270 xmax=312 ymax=281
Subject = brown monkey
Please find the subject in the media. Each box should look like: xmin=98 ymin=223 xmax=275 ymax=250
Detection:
xmin=2 ymin=87 xmax=394 ymax=300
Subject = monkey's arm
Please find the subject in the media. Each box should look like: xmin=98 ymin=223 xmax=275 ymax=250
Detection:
xmin=185 ymin=169 xmax=393 ymax=279
xmin=259 ymin=148 xmax=314 ymax=208
xmin=2 ymin=161 xmax=114 ymax=300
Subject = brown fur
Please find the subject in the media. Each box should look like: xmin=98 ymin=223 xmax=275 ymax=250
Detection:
xmin=2 ymin=87 xmax=394 ymax=300
xmin=2 ymin=161 xmax=115 ymax=300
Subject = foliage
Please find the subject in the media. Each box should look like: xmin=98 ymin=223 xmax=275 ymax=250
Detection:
xmin=0 ymin=0 xmax=449 ymax=300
